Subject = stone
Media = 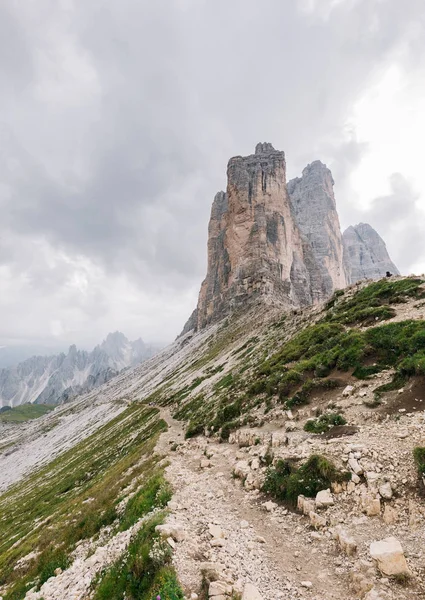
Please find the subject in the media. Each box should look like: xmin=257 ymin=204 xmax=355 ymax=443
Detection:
xmin=362 ymin=494 xmax=381 ymax=517
xmin=155 ymin=523 xmax=186 ymax=542
xmin=301 ymin=581 xmax=313 ymax=588
xmin=369 ymin=537 xmax=409 ymax=576
xmin=315 ymin=489 xmax=334 ymax=508
xmin=348 ymin=458 xmax=363 ymax=475
xmin=240 ymin=520 xmax=250 ymax=529
xmin=378 ymin=482 xmax=393 ymax=500
xmin=233 ymin=460 xmax=251 ymax=480
xmin=200 ymin=459 xmax=211 ymax=468
xmin=343 ymin=223 xmax=399 ymax=284
xmin=242 ymin=582 xmax=263 ymax=600
xmin=309 ymin=511 xmax=327 ymax=529
xmin=209 ymin=581 xmax=232 ymax=597
xmin=382 ymin=505 xmax=398 ymax=525
xmin=337 ymin=529 xmax=357 ymax=556
xmin=208 ymin=524 xmax=224 ymax=539
xmin=342 ymin=385 xmax=354 ymax=397
xmin=262 ymin=501 xmax=277 ymax=512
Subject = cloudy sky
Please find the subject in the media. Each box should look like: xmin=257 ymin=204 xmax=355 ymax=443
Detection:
xmin=0 ymin=0 xmax=424 ymax=353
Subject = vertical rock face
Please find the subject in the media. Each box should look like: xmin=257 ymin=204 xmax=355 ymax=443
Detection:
xmin=184 ymin=144 xmax=400 ymax=332
xmin=343 ymin=223 xmax=400 ymax=284
xmin=287 ymin=160 xmax=348 ymax=301
xmin=196 ymin=144 xmax=310 ymax=329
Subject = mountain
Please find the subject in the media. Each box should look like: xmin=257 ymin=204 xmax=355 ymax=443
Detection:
xmin=0 ymin=332 xmax=158 ymax=408
xmin=184 ymin=143 xmax=399 ymax=331
xmin=2 ymin=276 xmax=425 ymax=600
xmin=343 ymin=222 xmax=400 ymax=283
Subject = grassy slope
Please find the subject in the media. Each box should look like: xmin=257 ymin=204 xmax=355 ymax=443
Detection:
xmin=0 ymin=404 xmax=55 ymax=423
xmin=1 ymin=277 xmax=424 ymax=599
xmin=165 ymin=278 xmax=425 ymax=439
xmin=0 ymin=403 xmax=183 ymax=600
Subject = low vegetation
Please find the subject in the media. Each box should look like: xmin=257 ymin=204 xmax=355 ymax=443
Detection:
xmin=413 ymin=447 xmax=425 ymax=485
xmin=93 ymin=515 xmax=184 ymax=600
xmin=304 ymin=413 xmax=347 ymax=434
xmin=0 ymin=403 xmax=55 ymax=423
xmin=263 ymin=455 xmax=350 ymax=505
xmin=0 ymin=404 xmax=174 ymax=599
xmin=325 ymin=278 xmax=425 ymax=325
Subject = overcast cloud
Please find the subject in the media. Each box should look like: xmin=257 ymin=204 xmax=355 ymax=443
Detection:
xmin=0 ymin=0 xmax=424 ymax=351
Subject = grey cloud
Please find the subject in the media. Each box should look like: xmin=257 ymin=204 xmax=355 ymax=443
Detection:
xmin=0 ymin=0 xmax=424 ymax=346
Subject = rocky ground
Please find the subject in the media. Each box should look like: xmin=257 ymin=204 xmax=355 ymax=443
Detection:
xmin=157 ymin=403 xmax=425 ymax=600
xmin=1 ymin=278 xmax=425 ymax=600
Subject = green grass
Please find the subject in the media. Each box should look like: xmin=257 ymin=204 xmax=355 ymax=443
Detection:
xmin=304 ymin=413 xmax=347 ymax=434
xmin=0 ymin=404 xmax=168 ymax=599
xmin=93 ymin=514 xmax=183 ymax=600
xmin=413 ymin=447 xmax=425 ymax=482
xmin=263 ymin=455 xmax=350 ymax=504
xmin=0 ymin=404 xmax=55 ymax=423
xmin=325 ymin=278 xmax=425 ymax=325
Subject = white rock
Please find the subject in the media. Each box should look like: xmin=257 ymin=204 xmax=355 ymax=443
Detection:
xmin=348 ymin=457 xmax=363 ymax=475
xmin=208 ymin=524 xmax=224 ymax=539
xmin=342 ymin=385 xmax=354 ymax=397
xmin=155 ymin=523 xmax=186 ymax=542
xmin=301 ymin=581 xmax=313 ymax=588
xmin=369 ymin=537 xmax=409 ymax=576
xmin=262 ymin=500 xmax=277 ymax=512
xmin=315 ymin=489 xmax=334 ymax=508
xmin=242 ymin=582 xmax=263 ymax=600
xmin=209 ymin=580 xmax=232 ymax=596
xmin=378 ymin=482 xmax=393 ymax=500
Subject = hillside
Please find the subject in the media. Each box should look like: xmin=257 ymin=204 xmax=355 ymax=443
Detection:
xmin=0 ymin=276 xmax=424 ymax=600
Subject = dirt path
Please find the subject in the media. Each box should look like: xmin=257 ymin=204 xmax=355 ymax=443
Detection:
xmin=159 ymin=409 xmax=356 ymax=599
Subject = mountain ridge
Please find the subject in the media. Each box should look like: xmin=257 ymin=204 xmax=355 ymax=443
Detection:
xmin=0 ymin=331 xmax=159 ymax=408
xmin=183 ymin=143 xmax=399 ymax=332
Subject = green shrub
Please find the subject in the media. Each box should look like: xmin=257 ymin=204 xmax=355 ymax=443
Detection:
xmin=413 ymin=447 xmax=425 ymax=480
xmin=185 ymin=420 xmax=204 ymax=439
xmin=304 ymin=413 xmax=347 ymax=434
xmin=263 ymin=455 xmax=350 ymax=504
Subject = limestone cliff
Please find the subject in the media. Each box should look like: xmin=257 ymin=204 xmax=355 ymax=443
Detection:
xmin=196 ymin=143 xmax=312 ymax=329
xmin=287 ymin=160 xmax=348 ymax=301
xmin=184 ymin=144 xmax=399 ymax=332
xmin=343 ymin=223 xmax=400 ymax=284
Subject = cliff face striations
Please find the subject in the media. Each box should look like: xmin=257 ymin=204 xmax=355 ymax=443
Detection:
xmin=196 ymin=143 xmax=310 ymax=329
xmin=343 ymin=223 xmax=400 ymax=284
xmin=287 ymin=160 xmax=348 ymax=301
xmin=185 ymin=144 xmax=400 ymax=332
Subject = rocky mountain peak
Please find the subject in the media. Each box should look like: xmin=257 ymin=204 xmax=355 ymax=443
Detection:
xmin=343 ymin=223 xmax=400 ymax=284
xmin=254 ymin=141 xmax=276 ymax=154
xmin=183 ymin=144 xmax=400 ymax=333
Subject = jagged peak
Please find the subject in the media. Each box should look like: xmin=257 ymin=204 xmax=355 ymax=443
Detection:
xmin=254 ymin=142 xmax=276 ymax=154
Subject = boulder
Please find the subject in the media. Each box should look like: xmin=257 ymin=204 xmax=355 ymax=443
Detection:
xmin=337 ymin=529 xmax=357 ymax=556
xmin=155 ymin=523 xmax=186 ymax=542
xmin=378 ymin=482 xmax=393 ymax=500
xmin=315 ymin=488 xmax=334 ymax=508
xmin=369 ymin=537 xmax=409 ymax=576
xmin=382 ymin=505 xmax=398 ymax=525
xmin=309 ymin=511 xmax=327 ymax=529
xmin=208 ymin=524 xmax=224 ymax=539
xmin=209 ymin=581 xmax=232 ymax=597
xmin=242 ymin=582 xmax=263 ymax=600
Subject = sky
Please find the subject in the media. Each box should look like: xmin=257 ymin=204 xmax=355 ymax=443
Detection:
xmin=0 ymin=0 xmax=424 ymax=353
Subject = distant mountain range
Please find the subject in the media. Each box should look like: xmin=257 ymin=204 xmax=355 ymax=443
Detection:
xmin=0 ymin=332 xmax=159 ymax=408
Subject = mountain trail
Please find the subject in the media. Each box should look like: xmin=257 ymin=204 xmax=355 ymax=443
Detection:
xmin=160 ymin=409 xmax=357 ymax=600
